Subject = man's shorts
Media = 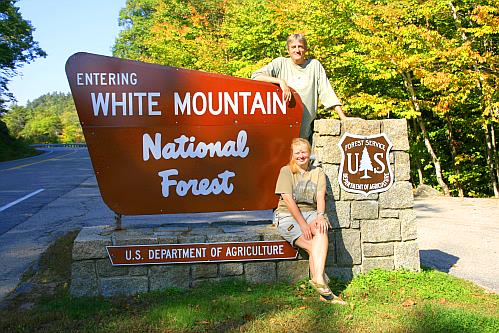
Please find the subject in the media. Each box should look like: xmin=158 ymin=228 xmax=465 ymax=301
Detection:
xmin=273 ymin=210 xmax=318 ymax=247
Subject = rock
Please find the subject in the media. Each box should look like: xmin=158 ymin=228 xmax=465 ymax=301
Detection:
xmin=335 ymin=229 xmax=362 ymax=265
xmin=413 ymin=184 xmax=443 ymax=198
xmin=363 ymin=243 xmax=394 ymax=257
xmin=276 ymin=260 xmax=309 ymax=284
xmin=244 ymin=262 xmax=276 ymax=284
xmin=149 ymin=265 xmax=190 ymax=290
xmin=19 ymin=302 xmax=35 ymax=311
xmin=100 ymin=276 xmax=148 ymax=297
xmin=191 ymin=263 xmax=218 ymax=279
xmin=219 ymin=263 xmax=244 ymax=277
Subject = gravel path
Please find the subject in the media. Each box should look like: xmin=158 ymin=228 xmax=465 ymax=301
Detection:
xmin=415 ymin=196 xmax=499 ymax=293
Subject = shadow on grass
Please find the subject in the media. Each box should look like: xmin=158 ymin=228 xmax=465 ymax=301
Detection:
xmin=27 ymin=279 xmax=345 ymax=333
xmin=142 ymin=279 xmax=344 ymax=333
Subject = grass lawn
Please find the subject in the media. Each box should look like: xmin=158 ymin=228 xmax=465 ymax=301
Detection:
xmin=1 ymin=232 xmax=498 ymax=333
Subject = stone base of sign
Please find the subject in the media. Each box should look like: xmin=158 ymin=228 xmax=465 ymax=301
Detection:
xmin=313 ymin=118 xmax=420 ymax=277
xmin=70 ymin=223 xmax=312 ymax=297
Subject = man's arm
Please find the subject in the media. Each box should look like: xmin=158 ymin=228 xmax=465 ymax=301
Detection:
xmin=334 ymin=105 xmax=348 ymax=120
xmin=253 ymin=74 xmax=292 ymax=102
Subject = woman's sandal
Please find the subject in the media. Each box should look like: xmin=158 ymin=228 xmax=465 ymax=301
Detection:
xmin=310 ymin=278 xmax=348 ymax=305
xmin=320 ymin=293 xmax=348 ymax=305
xmin=309 ymin=279 xmax=332 ymax=297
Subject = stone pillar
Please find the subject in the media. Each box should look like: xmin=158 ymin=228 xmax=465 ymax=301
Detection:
xmin=312 ymin=118 xmax=420 ymax=280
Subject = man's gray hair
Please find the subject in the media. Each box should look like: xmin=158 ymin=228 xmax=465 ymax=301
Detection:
xmin=286 ymin=33 xmax=307 ymax=49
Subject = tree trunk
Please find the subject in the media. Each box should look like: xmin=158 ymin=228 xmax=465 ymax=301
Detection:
xmin=410 ymin=118 xmax=425 ymax=185
xmin=445 ymin=115 xmax=464 ymax=197
xmin=416 ymin=163 xmax=424 ymax=186
xmin=416 ymin=115 xmax=450 ymax=196
xmin=491 ymin=123 xmax=499 ymax=185
xmin=485 ymin=123 xmax=499 ymax=197
xmin=449 ymin=1 xmax=468 ymax=41
xmin=399 ymin=70 xmax=450 ymax=196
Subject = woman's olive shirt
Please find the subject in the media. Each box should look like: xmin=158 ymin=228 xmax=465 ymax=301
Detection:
xmin=275 ymin=165 xmax=326 ymax=214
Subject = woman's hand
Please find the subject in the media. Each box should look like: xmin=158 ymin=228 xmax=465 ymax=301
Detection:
xmin=300 ymin=222 xmax=313 ymax=240
xmin=314 ymin=215 xmax=329 ymax=234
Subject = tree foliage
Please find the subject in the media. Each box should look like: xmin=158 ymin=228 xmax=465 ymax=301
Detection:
xmin=2 ymin=92 xmax=83 ymax=143
xmin=112 ymin=0 xmax=498 ymax=197
xmin=0 ymin=119 xmax=35 ymax=161
xmin=0 ymin=0 xmax=46 ymax=108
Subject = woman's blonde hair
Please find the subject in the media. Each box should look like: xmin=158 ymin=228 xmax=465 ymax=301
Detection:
xmin=289 ymin=138 xmax=311 ymax=173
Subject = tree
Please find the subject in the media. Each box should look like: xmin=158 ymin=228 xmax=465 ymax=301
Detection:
xmin=0 ymin=0 xmax=46 ymax=108
xmin=1 ymin=103 xmax=26 ymax=137
xmin=3 ymin=92 xmax=82 ymax=143
xmin=359 ymin=147 xmax=373 ymax=179
xmin=113 ymin=0 xmax=227 ymax=73
xmin=0 ymin=118 xmax=36 ymax=161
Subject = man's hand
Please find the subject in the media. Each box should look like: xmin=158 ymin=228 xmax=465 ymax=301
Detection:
xmin=279 ymin=79 xmax=292 ymax=102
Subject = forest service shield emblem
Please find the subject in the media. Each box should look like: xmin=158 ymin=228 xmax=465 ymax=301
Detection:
xmin=338 ymin=133 xmax=394 ymax=196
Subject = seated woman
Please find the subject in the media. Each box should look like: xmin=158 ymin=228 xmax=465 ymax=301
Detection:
xmin=273 ymin=138 xmax=340 ymax=301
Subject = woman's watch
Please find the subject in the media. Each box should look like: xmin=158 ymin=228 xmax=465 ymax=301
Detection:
xmin=317 ymin=211 xmax=325 ymax=217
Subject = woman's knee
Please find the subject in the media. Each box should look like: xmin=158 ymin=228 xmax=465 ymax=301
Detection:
xmin=295 ymin=237 xmax=312 ymax=251
xmin=312 ymin=232 xmax=328 ymax=242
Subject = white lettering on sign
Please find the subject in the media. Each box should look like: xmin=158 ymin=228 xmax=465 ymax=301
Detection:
xmin=344 ymin=139 xmax=387 ymax=152
xmin=225 ymin=244 xmax=284 ymax=257
xmin=173 ymin=91 xmax=286 ymax=116
xmin=344 ymin=140 xmax=364 ymax=151
xmin=143 ymin=130 xmax=249 ymax=161
xmin=157 ymin=169 xmax=235 ymax=198
xmin=148 ymin=247 xmax=207 ymax=260
xmin=91 ymin=92 xmax=162 ymax=116
xmin=365 ymin=139 xmax=386 ymax=151
xmin=76 ymin=72 xmax=138 ymax=86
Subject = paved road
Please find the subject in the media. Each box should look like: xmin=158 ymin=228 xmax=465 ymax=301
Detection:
xmin=416 ymin=196 xmax=499 ymax=293
xmin=0 ymin=148 xmax=94 ymax=235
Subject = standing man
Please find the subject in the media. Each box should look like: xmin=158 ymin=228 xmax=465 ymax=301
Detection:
xmin=252 ymin=33 xmax=347 ymax=141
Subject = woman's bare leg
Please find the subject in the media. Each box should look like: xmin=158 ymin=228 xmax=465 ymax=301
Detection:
xmin=311 ymin=232 xmax=328 ymax=285
xmin=295 ymin=232 xmax=329 ymax=285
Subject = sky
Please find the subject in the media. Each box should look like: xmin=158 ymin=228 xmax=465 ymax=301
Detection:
xmin=8 ymin=0 xmax=127 ymax=106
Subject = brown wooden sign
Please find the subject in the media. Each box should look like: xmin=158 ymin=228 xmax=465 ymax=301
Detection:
xmin=106 ymin=241 xmax=298 ymax=265
xmin=65 ymin=53 xmax=303 ymax=215
xmin=338 ymin=132 xmax=394 ymax=196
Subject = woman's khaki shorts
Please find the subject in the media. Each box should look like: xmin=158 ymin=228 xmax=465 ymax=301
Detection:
xmin=273 ymin=210 xmax=318 ymax=247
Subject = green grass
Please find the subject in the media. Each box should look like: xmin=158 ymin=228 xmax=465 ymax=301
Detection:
xmin=1 ymin=232 xmax=498 ymax=333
